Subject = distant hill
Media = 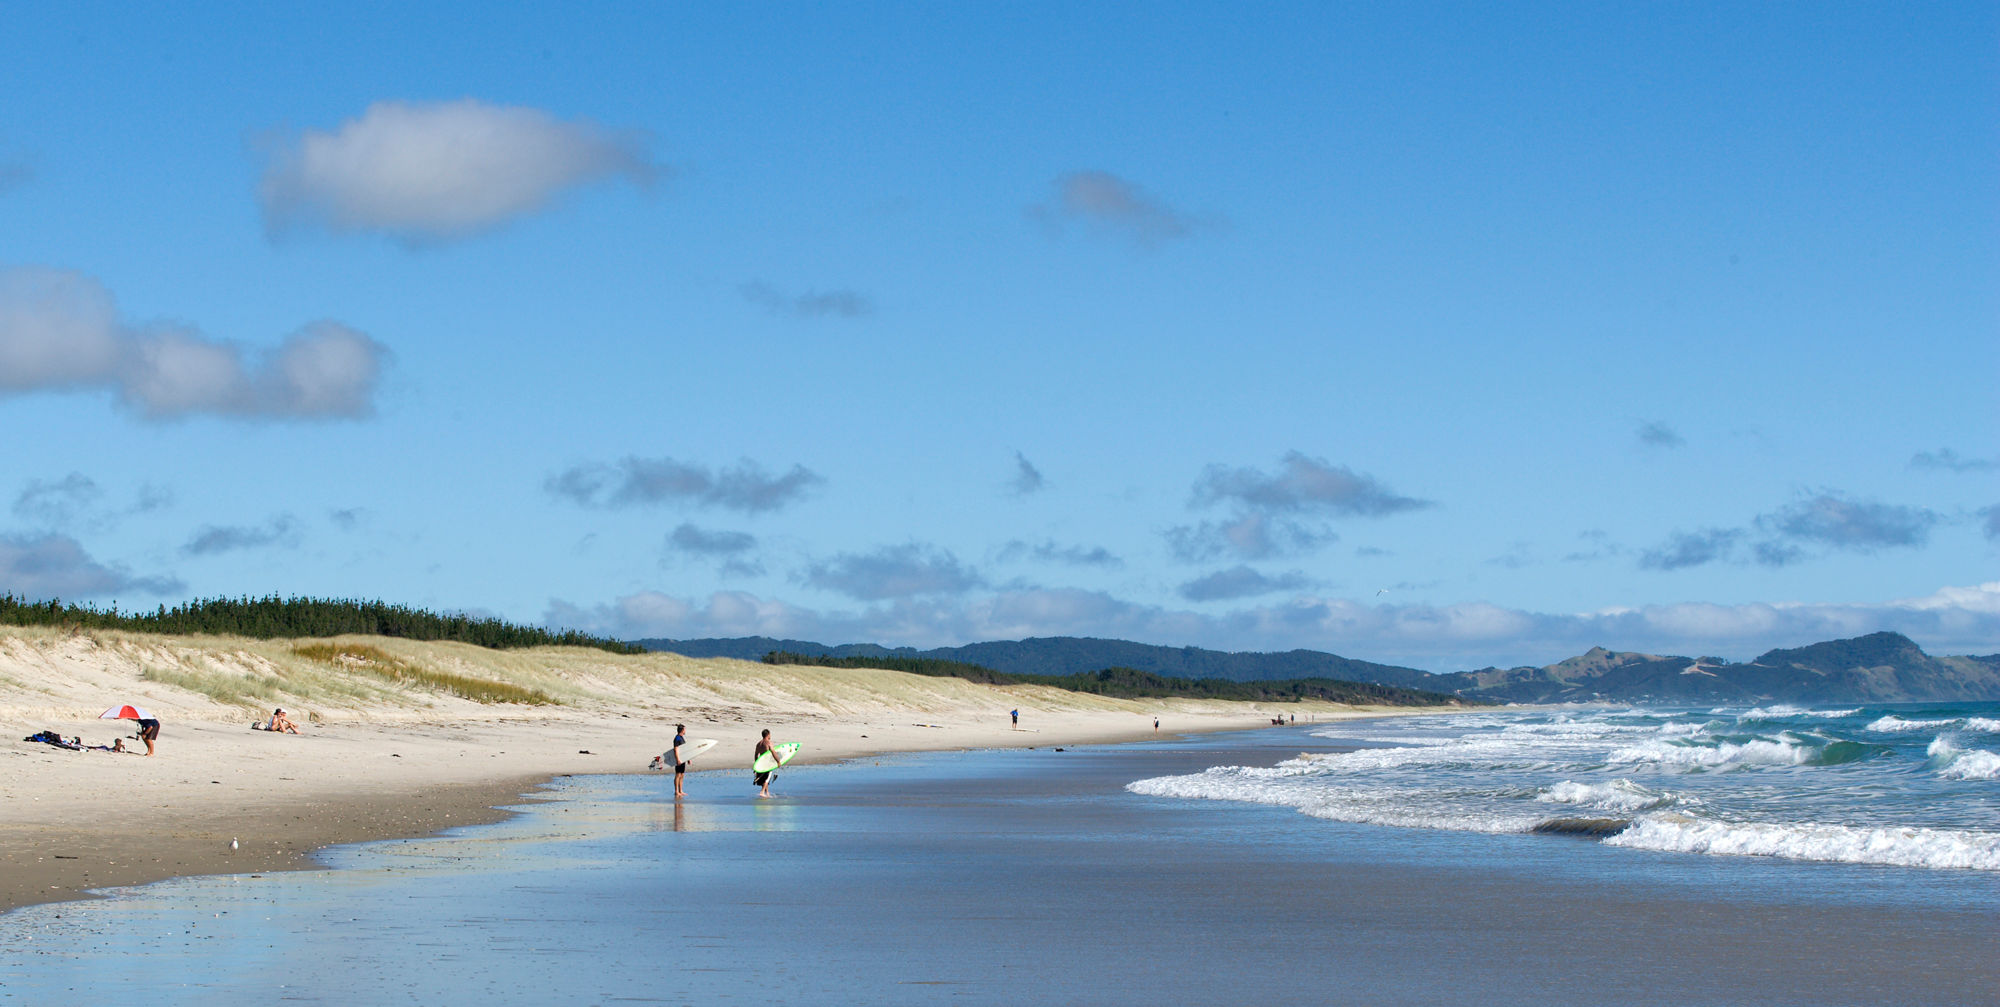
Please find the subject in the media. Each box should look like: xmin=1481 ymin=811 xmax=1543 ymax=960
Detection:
xmin=636 ymin=631 xmax=2000 ymax=704
xmin=1441 ymin=632 xmax=2000 ymax=704
xmin=632 ymin=635 xmax=1438 ymax=688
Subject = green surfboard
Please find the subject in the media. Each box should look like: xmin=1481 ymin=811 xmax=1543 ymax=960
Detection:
xmin=752 ymin=741 xmax=800 ymax=773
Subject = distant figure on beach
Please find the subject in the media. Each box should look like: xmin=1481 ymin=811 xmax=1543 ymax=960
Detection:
xmin=269 ymin=708 xmax=299 ymax=734
xmin=1154 ymin=717 xmax=1160 ymax=732
xmin=672 ymin=724 xmax=688 ymax=799
xmin=1011 ymin=709 xmax=1019 ymax=729
xmin=753 ymin=729 xmax=780 ymax=798
xmin=137 ymin=715 xmax=159 ymax=756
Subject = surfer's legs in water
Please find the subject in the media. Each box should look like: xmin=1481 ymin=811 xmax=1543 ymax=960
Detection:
xmin=674 ymin=761 xmax=687 ymax=798
xmin=755 ymin=770 xmax=772 ymax=798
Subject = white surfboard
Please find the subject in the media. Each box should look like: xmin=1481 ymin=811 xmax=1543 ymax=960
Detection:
xmin=669 ymin=738 xmax=717 ymax=765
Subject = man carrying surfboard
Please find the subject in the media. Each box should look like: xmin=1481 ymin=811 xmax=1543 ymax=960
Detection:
xmin=753 ymin=729 xmax=780 ymax=798
xmin=672 ymin=724 xmax=688 ymax=799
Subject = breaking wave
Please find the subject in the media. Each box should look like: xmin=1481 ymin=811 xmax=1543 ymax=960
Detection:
xmin=1927 ymin=737 xmax=2000 ymax=781
xmin=1605 ymin=816 xmax=2000 ymax=871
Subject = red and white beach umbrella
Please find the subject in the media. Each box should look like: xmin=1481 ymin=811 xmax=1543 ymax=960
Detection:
xmin=98 ymin=704 xmax=155 ymax=721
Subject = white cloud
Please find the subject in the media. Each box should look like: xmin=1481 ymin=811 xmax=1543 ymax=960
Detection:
xmin=0 ymin=267 xmax=387 ymax=420
xmin=800 ymin=544 xmax=983 ymax=601
xmin=1636 ymin=420 xmax=1685 ymax=448
xmin=545 ymin=582 xmax=2000 ymax=672
xmin=739 ymin=281 xmax=873 ymax=319
xmin=546 ymin=455 xmax=823 ymax=513
xmin=259 ymin=99 xmax=656 ymax=243
xmin=1027 ymin=171 xmax=1198 ymax=246
xmin=0 ymin=533 xmax=182 ymax=599
xmin=181 ymin=515 xmax=300 ymax=556
xmin=1009 ymin=452 xmax=1045 ymax=495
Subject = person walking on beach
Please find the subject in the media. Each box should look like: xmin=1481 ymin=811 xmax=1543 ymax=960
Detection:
xmin=672 ymin=724 xmax=689 ymax=799
xmin=1154 ymin=716 xmax=1160 ymax=732
xmin=753 ymin=729 xmax=781 ymax=799
xmin=1011 ymin=709 xmax=1019 ymax=729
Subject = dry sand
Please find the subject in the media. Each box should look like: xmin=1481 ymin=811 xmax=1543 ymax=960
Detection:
xmin=0 ymin=626 xmax=1447 ymax=912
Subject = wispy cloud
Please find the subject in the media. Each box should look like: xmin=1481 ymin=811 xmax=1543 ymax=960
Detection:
xmin=259 ymin=99 xmax=658 ymax=244
xmin=1009 ymin=452 xmax=1044 ymax=495
xmin=1639 ymin=528 xmax=1742 ymax=571
xmin=1910 ymin=448 xmax=1998 ymax=473
xmin=0 ymin=533 xmax=182 ymax=598
xmin=546 ymin=455 xmax=823 ymax=514
xmin=544 ymin=581 xmax=2000 ymax=671
xmin=0 ymin=267 xmax=388 ymax=420
xmin=666 ymin=523 xmax=763 ymax=577
xmin=1636 ymin=420 xmax=1685 ymax=449
xmin=182 ymin=515 xmax=299 ymax=557
xmin=1192 ymin=452 xmax=1431 ymax=517
xmin=739 ymin=281 xmax=873 ymax=319
xmin=1983 ymin=505 xmax=2000 ymax=541
xmin=1167 ymin=514 xmax=1337 ymax=563
xmin=13 ymin=473 xmax=103 ymax=527
xmin=1167 ymin=452 xmax=1425 ymax=562
xmin=1641 ymin=493 xmax=1943 ymax=571
xmin=1756 ymin=493 xmax=1937 ymax=551
xmin=800 ymin=544 xmax=982 ymax=601
xmin=995 ymin=539 xmax=1121 ymax=568
xmin=1026 ymin=171 xmax=1199 ymax=247
xmin=1179 ymin=566 xmax=1310 ymax=602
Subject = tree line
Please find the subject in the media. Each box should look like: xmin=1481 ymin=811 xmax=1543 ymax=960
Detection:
xmin=760 ymin=651 xmax=1473 ymax=706
xmin=0 ymin=594 xmax=642 ymax=654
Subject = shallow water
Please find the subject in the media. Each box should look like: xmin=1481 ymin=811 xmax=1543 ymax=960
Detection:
xmin=3 ymin=723 xmax=1996 ymax=1005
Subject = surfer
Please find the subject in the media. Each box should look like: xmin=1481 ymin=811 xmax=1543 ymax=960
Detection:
xmin=754 ymin=729 xmax=780 ymax=798
xmin=672 ymin=724 xmax=688 ymax=799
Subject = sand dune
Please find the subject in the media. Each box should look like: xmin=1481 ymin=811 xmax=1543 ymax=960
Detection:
xmin=0 ymin=626 xmax=1439 ymax=911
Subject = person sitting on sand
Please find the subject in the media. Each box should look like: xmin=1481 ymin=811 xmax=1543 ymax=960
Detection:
xmin=753 ymin=729 xmax=781 ymax=799
xmin=269 ymin=708 xmax=299 ymax=734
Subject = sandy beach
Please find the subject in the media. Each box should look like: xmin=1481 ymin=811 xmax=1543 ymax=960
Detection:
xmin=0 ymin=626 xmax=1431 ymax=912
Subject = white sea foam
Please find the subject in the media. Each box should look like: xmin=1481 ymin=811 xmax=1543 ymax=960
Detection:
xmin=1605 ymin=734 xmax=1817 ymax=769
xmin=1868 ymin=715 xmax=1960 ymax=733
xmin=1741 ymin=705 xmax=1861 ymax=721
xmin=1606 ymin=815 xmax=2000 ymax=871
xmin=1537 ymin=779 xmax=1676 ymax=813
xmin=1126 ymin=769 xmax=1537 ymax=834
xmin=1968 ymin=717 xmax=2000 ymax=733
xmin=1927 ymin=736 xmax=2000 ymax=781
xmin=1738 ymin=705 xmax=1805 ymax=721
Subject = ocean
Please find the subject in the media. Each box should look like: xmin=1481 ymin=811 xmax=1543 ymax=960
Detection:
xmin=1131 ymin=701 xmax=2000 ymax=873
xmin=4 ymin=707 xmax=1996 ymax=1004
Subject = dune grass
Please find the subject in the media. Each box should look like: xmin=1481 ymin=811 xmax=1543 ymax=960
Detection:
xmin=290 ymin=643 xmax=558 ymax=706
xmin=140 ymin=661 xmax=285 ymax=709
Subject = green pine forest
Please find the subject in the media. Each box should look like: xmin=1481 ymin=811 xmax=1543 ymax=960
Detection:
xmin=0 ymin=594 xmax=644 ymax=654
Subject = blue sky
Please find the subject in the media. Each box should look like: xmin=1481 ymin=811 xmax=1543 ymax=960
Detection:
xmin=2 ymin=3 xmax=1994 ymax=669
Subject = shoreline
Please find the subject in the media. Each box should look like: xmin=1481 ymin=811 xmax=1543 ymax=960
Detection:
xmin=3 ymin=701 xmax=1429 ymax=914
